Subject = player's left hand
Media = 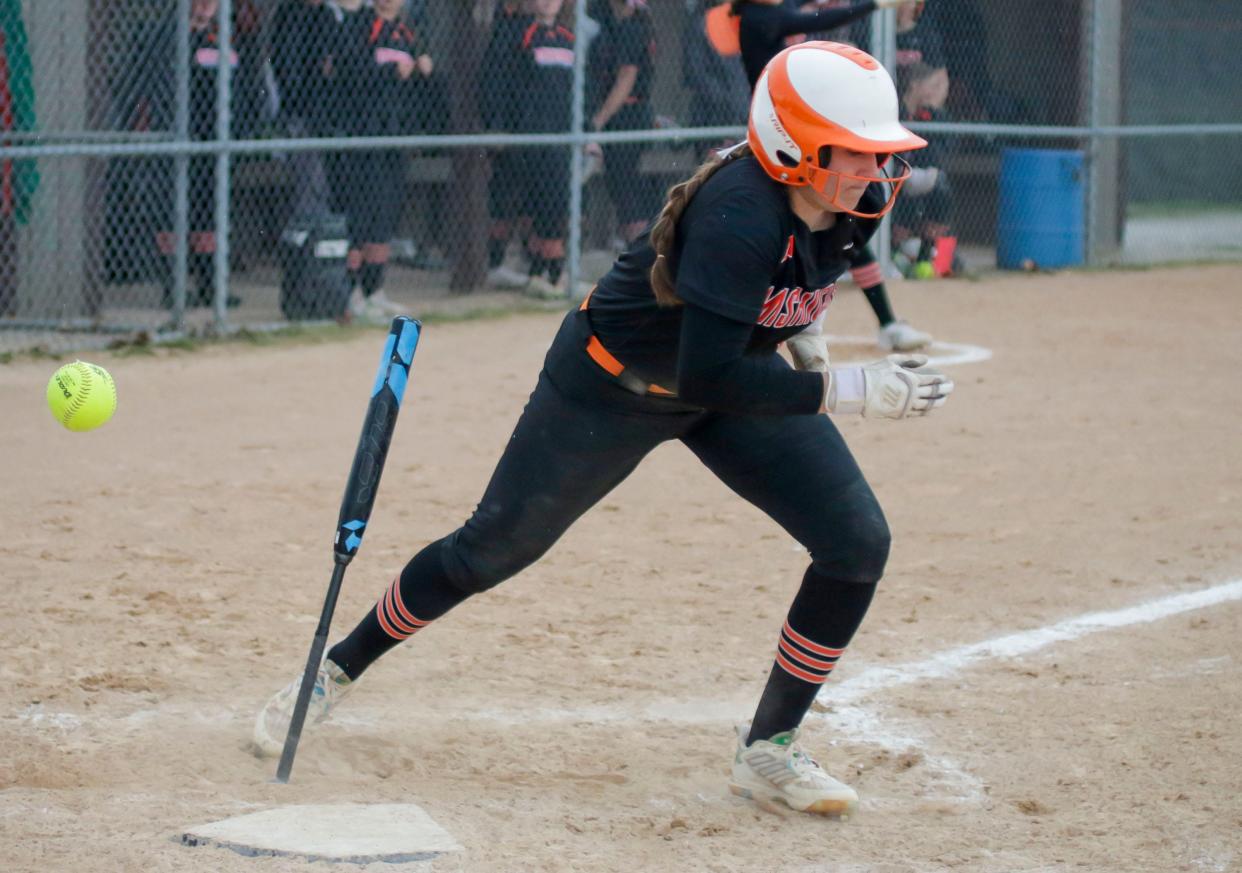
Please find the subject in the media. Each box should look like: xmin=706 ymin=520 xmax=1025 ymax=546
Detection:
xmin=787 ymin=332 xmax=830 ymax=372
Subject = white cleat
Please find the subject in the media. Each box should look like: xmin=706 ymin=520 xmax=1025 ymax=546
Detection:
xmin=486 ymin=264 xmax=532 ymax=289
xmin=878 ymin=319 xmax=933 ymax=352
xmin=729 ymin=724 xmax=859 ymax=818
xmin=252 ymin=658 xmax=354 ymax=758
xmin=365 ymin=289 xmax=406 ymax=316
xmin=525 ymin=274 xmax=567 ymax=300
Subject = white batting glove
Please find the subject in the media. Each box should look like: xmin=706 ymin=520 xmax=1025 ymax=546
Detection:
xmin=827 ymin=354 xmax=953 ymax=419
xmin=787 ymin=312 xmax=830 ymax=373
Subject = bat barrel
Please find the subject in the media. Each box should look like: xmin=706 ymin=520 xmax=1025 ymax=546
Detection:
xmin=334 ymin=317 xmax=421 ymax=561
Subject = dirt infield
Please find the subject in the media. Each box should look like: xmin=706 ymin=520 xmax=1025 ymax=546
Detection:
xmin=2 ymin=264 xmax=1240 ymax=873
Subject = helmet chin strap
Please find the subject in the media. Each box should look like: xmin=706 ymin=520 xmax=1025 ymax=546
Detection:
xmin=807 ymin=155 xmax=913 ymax=219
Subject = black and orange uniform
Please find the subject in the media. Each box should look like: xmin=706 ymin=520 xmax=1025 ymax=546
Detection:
xmin=322 ymin=2 xmax=370 ymax=241
xmin=587 ymin=3 xmax=658 ymax=229
xmin=330 ymin=12 xmax=427 ymax=297
xmin=516 ymin=18 xmax=575 ymax=281
xmin=270 ymin=0 xmax=335 ymax=133
xmin=121 ymin=9 xmax=261 ymax=306
xmin=737 ymin=0 xmax=877 ymax=89
xmin=328 ymin=152 xmax=891 ymax=744
xmin=895 ymin=11 xmax=946 ymax=72
xmin=354 ymin=14 xmax=425 ymax=248
xmin=483 ymin=1 xmax=535 ymax=269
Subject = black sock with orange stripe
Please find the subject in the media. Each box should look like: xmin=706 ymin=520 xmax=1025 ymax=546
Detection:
xmin=546 ymin=258 xmax=564 ymax=284
xmin=746 ymin=569 xmax=878 ymax=745
xmin=326 ymin=539 xmax=471 ymax=680
xmin=361 ymin=263 xmax=384 ymax=298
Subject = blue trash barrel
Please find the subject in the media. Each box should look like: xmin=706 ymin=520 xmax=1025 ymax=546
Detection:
xmin=997 ymin=148 xmax=1085 ymax=269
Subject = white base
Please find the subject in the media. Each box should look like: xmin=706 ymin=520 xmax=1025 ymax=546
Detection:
xmin=181 ymin=803 xmax=460 ymax=864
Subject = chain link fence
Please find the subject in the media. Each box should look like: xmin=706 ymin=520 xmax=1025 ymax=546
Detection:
xmin=1 ymin=0 xmax=1239 ymax=356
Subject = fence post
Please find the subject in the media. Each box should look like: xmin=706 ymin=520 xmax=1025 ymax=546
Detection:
xmin=871 ymin=7 xmax=896 ymax=281
xmin=1085 ymin=0 xmax=1123 ymax=266
xmin=214 ymin=0 xmax=233 ymax=328
xmin=566 ymin=0 xmax=589 ymax=300
xmin=172 ymin=0 xmax=190 ymax=328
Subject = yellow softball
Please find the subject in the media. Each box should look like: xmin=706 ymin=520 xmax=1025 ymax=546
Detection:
xmin=46 ymin=361 xmax=117 ymax=432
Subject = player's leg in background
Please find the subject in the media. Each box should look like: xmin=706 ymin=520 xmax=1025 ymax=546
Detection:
xmin=486 ymin=149 xmax=530 ymax=288
xmin=848 ymin=242 xmax=932 ymax=352
xmin=601 ymin=113 xmax=652 ymax=246
xmin=357 ymin=149 xmax=406 ymax=316
xmin=525 ymin=146 xmax=570 ymax=298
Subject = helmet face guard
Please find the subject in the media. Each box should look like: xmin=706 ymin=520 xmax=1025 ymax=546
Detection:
xmin=804 ymin=154 xmax=914 ymax=219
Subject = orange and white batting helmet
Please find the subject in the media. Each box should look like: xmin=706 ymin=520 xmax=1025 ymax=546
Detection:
xmin=748 ymin=41 xmax=927 ymax=218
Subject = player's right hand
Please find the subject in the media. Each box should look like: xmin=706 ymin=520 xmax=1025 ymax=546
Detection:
xmin=828 ymin=354 xmax=953 ymax=419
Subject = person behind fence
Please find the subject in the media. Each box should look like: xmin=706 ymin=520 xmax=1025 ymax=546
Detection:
xmin=120 ymin=0 xmax=263 ymax=310
xmin=270 ymin=0 xmax=336 ymax=218
xmin=894 ymin=0 xmax=945 ymax=77
xmin=482 ymin=0 xmax=537 ymax=290
xmin=681 ymin=0 xmax=751 ymax=133
xmin=512 ymin=0 xmax=577 ymax=299
xmin=732 ymin=0 xmax=931 ymax=351
xmin=587 ymin=0 xmax=658 ymax=247
xmin=731 ymin=0 xmax=914 ymax=92
xmin=254 ymin=41 xmax=953 ymax=818
xmin=892 ymin=61 xmax=955 ymax=273
xmin=329 ymin=0 xmax=434 ymax=323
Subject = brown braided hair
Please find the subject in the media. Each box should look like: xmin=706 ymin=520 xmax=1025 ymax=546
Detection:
xmin=648 ymin=143 xmax=753 ymax=307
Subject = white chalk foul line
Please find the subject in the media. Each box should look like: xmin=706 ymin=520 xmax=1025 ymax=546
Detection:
xmin=817 ymin=577 xmax=1242 ymax=712
xmin=825 ymin=334 xmax=993 ymax=368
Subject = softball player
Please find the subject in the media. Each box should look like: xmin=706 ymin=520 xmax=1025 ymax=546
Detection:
xmin=329 ymin=0 xmax=432 ymax=321
xmin=736 ymin=0 xmax=933 ymax=352
xmin=515 ymin=0 xmax=576 ymax=298
xmin=482 ymin=0 xmax=536 ymax=289
xmin=256 ymin=42 xmax=952 ymax=817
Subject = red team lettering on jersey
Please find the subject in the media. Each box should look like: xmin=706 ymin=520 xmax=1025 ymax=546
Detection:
xmin=756 ymin=234 xmax=834 ymax=329
xmin=757 ymin=283 xmax=835 ymax=329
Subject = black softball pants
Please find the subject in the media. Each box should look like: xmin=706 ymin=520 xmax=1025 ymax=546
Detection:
xmin=436 ymin=316 xmax=890 ymax=595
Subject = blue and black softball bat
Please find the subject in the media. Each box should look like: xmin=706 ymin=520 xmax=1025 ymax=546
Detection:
xmin=276 ymin=317 xmax=421 ymax=783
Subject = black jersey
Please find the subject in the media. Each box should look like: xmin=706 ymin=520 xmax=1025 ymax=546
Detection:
xmin=189 ymin=25 xmax=240 ymax=140
xmin=481 ymin=2 xmax=534 ymax=131
xmin=355 ymin=14 xmax=429 ymax=136
xmin=517 ymin=21 xmax=575 ymax=133
xmin=896 ymin=17 xmax=946 ymax=70
xmin=270 ymin=0 xmax=334 ymax=122
xmin=587 ymin=156 xmax=881 ymax=390
xmin=322 ymin=6 xmax=371 ymax=133
xmin=587 ymin=8 xmax=655 ymax=112
xmin=738 ymin=0 xmax=876 ymax=89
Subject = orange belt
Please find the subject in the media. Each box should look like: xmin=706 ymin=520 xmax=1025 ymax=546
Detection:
xmin=579 ymin=291 xmax=675 ymax=397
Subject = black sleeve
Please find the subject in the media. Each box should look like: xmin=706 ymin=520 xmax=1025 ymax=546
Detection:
xmin=674 ymin=184 xmax=787 ymax=323
xmin=615 ymin=17 xmax=647 ymax=68
xmin=920 ymin=24 xmax=947 ymax=70
xmin=773 ymin=1 xmax=877 ymax=40
xmin=676 ymin=303 xmax=825 ymax=415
